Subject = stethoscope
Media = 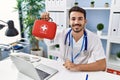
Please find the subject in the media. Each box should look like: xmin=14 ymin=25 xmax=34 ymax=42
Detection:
xmin=64 ymin=29 xmax=88 ymax=63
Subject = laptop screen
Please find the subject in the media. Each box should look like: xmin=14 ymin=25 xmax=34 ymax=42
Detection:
xmin=35 ymin=68 xmax=50 ymax=80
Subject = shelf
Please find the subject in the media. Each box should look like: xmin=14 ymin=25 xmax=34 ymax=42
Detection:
xmin=48 ymin=50 xmax=60 ymax=59
xmin=107 ymin=55 xmax=120 ymax=70
xmin=83 ymin=7 xmax=111 ymax=10
xmin=94 ymin=32 xmax=108 ymax=40
xmin=99 ymin=35 xmax=108 ymax=40
xmin=46 ymin=0 xmax=120 ymax=72
xmin=48 ymin=50 xmax=60 ymax=53
xmin=67 ymin=7 xmax=111 ymax=11
xmin=109 ymin=36 xmax=120 ymax=44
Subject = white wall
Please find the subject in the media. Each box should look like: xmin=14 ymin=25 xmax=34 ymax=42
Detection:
xmin=0 ymin=0 xmax=21 ymax=44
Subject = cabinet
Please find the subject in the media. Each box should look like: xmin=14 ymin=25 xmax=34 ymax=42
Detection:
xmin=76 ymin=0 xmax=120 ymax=75
xmin=106 ymin=0 xmax=120 ymax=75
xmin=45 ymin=0 xmax=120 ymax=75
xmin=75 ymin=0 xmax=111 ymax=52
xmin=45 ymin=0 xmax=75 ymax=59
xmin=112 ymin=0 xmax=120 ymax=11
xmin=45 ymin=0 xmax=75 ymax=30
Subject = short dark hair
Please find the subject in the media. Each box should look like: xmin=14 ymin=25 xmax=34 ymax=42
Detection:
xmin=69 ymin=6 xmax=86 ymax=19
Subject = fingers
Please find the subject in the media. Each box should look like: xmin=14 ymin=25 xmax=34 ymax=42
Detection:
xmin=41 ymin=12 xmax=50 ymax=21
xmin=63 ymin=60 xmax=72 ymax=70
xmin=63 ymin=63 xmax=77 ymax=71
xmin=35 ymin=37 xmax=44 ymax=40
xmin=63 ymin=60 xmax=77 ymax=71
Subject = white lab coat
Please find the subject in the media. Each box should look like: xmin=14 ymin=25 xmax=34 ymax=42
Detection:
xmin=47 ymin=28 xmax=106 ymax=64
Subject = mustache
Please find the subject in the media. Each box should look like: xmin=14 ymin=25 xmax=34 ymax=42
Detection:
xmin=72 ymin=24 xmax=81 ymax=27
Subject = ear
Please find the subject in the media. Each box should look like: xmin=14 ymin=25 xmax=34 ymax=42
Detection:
xmin=85 ymin=19 xmax=87 ymax=23
xmin=68 ymin=19 xmax=71 ymax=27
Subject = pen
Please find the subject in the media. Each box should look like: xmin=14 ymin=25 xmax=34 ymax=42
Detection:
xmin=85 ymin=74 xmax=88 ymax=80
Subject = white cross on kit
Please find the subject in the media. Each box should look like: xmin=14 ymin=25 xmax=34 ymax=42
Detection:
xmin=41 ymin=25 xmax=47 ymax=31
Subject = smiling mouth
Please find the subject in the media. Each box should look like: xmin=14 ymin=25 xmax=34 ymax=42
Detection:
xmin=74 ymin=24 xmax=80 ymax=26
xmin=73 ymin=24 xmax=82 ymax=27
xmin=73 ymin=25 xmax=84 ymax=33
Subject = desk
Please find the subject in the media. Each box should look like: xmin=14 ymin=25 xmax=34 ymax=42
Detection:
xmin=0 ymin=55 xmax=120 ymax=80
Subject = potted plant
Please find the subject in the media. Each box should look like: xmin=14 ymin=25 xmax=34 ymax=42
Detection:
xmin=74 ymin=2 xmax=79 ymax=6
xmin=15 ymin=0 xmax=45 ymax=56
xmin=90 ymin=0 xmax=95 ymax=7
xmin=97 ymin=23 xmax=104 ymax=36
xmin=55 ymin=44 xmax=60 ymax=51
xmin=116 ymin=51 xmax=120 ymax=61
xmin=104 ymin=2 xmax=109 ymax=7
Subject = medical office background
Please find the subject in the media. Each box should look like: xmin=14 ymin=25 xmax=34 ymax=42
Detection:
xmin=0 ymin=0 xmax=120 ymax=75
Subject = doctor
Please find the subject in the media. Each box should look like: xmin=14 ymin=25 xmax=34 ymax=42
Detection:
xmin=36 ymin=6 xmax=106 ymax=71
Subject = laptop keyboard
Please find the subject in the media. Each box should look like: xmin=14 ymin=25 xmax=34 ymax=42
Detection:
xmin=35 ymin=68 xmax=50 ymax=80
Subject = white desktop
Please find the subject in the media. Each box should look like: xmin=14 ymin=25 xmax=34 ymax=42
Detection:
xmin=0 ymin=52 xmax=120 ymax=80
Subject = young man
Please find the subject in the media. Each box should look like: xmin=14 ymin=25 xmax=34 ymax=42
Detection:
xmin=37 ymin=6 xmax=106 ymax=71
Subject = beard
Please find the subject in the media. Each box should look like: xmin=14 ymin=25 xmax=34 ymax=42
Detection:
xmin=72 ymin=24 xmax=84 ymax=33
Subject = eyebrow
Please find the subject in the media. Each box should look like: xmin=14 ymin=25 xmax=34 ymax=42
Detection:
xmin=71 ymin=16 xmax=84 ymax=19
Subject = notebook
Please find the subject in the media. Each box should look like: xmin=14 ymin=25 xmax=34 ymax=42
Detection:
xmin=10 ymin=53 xmax=58 ymax=80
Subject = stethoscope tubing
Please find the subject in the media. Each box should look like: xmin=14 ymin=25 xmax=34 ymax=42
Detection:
xmin=64 ymin=29 xmax=88 ymax=63
xmin=64 ymin=29 xmax=87 ymax=50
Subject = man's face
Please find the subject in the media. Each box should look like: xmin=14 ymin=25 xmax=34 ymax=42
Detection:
xmin=69 ymin=11 xmax=86 ymax=33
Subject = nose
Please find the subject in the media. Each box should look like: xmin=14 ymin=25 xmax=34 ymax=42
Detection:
xmin=74 ymin=19 xmax=79 ymax=24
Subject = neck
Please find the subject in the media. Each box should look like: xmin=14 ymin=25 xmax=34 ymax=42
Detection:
xmin=72 ymin=30 xmax=84 ymax=42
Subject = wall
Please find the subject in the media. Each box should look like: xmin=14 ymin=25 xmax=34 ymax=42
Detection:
xmin=0 ymin=0 xmax=21 ymax=44
xmin=75 ymin=0 xmax=111 ymax=7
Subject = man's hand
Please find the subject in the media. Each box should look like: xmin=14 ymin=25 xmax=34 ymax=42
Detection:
xmin=63 ymin=59 xmax=78 ymax=71
xmin=35 ymin=37 xmax=44 ymax=40
xmin=40 ymin=12 xmax=50 ymax=21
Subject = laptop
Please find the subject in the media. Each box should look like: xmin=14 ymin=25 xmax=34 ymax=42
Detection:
xmin=10 ymin=53 xmax=58 ymax=80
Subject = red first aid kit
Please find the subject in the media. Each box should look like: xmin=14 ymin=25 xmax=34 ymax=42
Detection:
xmin=32 ymin=20 xmax=57 ymax=40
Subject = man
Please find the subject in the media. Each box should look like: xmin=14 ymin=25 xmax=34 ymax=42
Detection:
xmin=36 ymin=6 xmax=106 ymax=71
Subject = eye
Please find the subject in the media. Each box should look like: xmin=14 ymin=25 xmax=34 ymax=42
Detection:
xmin=78 ymin=17 xmax=83 ymax=21
xmin=71 ymin=17 xmax=76 ymax=21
